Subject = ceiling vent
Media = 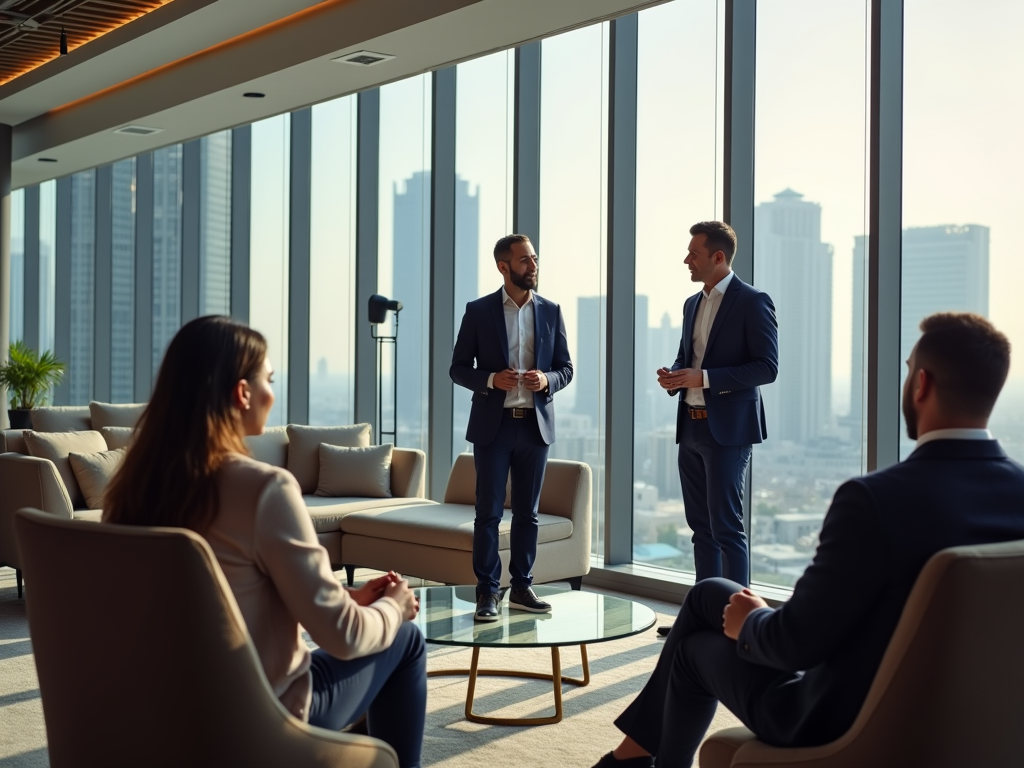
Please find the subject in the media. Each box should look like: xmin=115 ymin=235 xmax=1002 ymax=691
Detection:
xmin=332 ymin=50 xmax=395 ymax=67
xmin=113 ymin=125 xmax=163 ymax=136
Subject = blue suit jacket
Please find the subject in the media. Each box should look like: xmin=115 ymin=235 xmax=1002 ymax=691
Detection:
xmin=737 ymin=439 xmax=1024 ymax=746
xmin=450 ymin=289 xmax=573 ymax=447
xmin=671 ymin=275 xmax=779 ymax=446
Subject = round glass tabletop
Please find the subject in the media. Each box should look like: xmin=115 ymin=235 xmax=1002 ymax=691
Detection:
xmin=413 ymin=585 xmax=656 ymax=648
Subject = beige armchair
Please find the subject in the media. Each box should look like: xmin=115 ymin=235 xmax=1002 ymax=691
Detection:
xmin=699 ymin=539 xmax=1024 ymax=768
xmin=13 ymin=508 xmax=399 ymax=768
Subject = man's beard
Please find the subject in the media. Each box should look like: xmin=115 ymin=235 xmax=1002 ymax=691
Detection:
xmin=902 ymin=381 xmax=918 ymax=440
xmin=510 ymin=270 xmax=536 ymax=291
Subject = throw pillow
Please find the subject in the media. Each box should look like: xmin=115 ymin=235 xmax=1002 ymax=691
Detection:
xmin=101 ymin=426 xmax=134 ymax=450
xmin=30 ymin=406 xmax=91 ymax=432
xmin=316 ymin=443 xmax=393 ymax=498
xmin=286 ymin=424 xmax=372 ymax=494
xmin=69 ymin=449 xmax=127 ymax=510
xmin=89 ymin=401 xmax=146 ymax=429
xmin=23 ymin=430 xmax=108 ymax=509
xmin=246 ymin=426 xmax=289 ymax=468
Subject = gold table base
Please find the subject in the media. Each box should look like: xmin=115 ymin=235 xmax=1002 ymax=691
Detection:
xmin=428 ymin=644 xmax=590 ymax=726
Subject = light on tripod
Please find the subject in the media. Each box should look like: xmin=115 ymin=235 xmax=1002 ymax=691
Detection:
xmin=368 ymin=294 xmax=403 ymax=324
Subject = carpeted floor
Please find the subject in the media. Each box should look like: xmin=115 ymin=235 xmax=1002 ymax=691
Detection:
xmin=0 ymin=566 xmax=742 ymax=767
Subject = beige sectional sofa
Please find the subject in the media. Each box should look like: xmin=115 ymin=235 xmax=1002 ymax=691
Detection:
xmin=1 ymin=404 xmax=593 ymax=594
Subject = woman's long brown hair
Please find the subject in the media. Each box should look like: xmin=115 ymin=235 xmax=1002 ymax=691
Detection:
xmin=103 ymin=316 xmax=267 ymax=533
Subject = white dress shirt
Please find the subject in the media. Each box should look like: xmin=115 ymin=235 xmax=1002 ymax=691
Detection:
xmin=685 ymin=271 xmax=735 ymax=408
xmin=914 ymin=427 xmax=992 ymax=450
xmin=486 ymin=287 xmax=536 ymax=408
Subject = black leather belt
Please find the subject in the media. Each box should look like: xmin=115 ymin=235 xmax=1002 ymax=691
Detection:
xmin=688 ymin=406 xmax=708 ymax=420
xmin=505 ymin=408 xmax=529 ymax=419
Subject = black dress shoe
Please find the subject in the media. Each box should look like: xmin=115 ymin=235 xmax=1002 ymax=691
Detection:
xmin=591 ymin=752 xmax=655 ymax=768
xmin=657 ymin=625 xmax=672 ymax=637
xmin=475 ymin=592 xmax=500 ymax=622
xmin=508 ymin=586 xmax=552 ymax=613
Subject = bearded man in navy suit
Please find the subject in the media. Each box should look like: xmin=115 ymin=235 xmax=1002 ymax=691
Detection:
xmin=451 ymin=234 xmax=573 ymax=622
xmin=657 ymin=221 xmax=779 ymax=587
xmin=591 ymin=312 xmax=1024 ymax=768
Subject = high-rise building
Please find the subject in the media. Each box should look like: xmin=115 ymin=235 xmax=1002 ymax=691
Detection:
xmin=393 ymin=171 xmax=479 ymax=449
xmin=152 ymin=146 xmax=183 ymax=376
xmin=901 ymin=225 xmax=989 ymax=363
xmin=575 ymin=295 xmax=604 ymax=427
xmin=754 ymin=189 xmax=834 ymax=443
xmin=10 ymin=236 xmax=23 ymax=344
xmin=200 ymin=132 xmax=232 ymax=316
xmin=70 ymin=171 xmax=96 ymax=405
xmin=111 ymin=159 xmax=136 ymax=403
xmin=849 ymin=225 xmax=989 ymax=439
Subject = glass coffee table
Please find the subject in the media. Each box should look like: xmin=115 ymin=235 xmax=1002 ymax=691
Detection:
xmin=413 ymin=585 xmax=656 ymax=725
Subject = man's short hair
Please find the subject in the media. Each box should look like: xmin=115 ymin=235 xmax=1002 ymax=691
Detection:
xmin=494 ymin=234 xmax=532 ymax=263
xmin=915 ymin=312 xmax=1011 ymax=420
xmin=689 ymin=221 xmax=738 ymax=265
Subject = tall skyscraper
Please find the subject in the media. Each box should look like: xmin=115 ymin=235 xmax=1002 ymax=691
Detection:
xmin=393 ymin=171 xmax=479 ymax=449
xmin=900 ymin=225 xmax=989 ymax=362
xmin=111 ymin=159 xmax=136 ymax=403
xmin=754 ymin=189 xmax=833 ymax=443
xmin=200 ymin=132 xmax=232 ymax=316
xmin=575 ymin=295 xmax=604 ymax=427
xmin=10 ymin=236 xmax=23 ymax=344
xmin=152 ymin=145 xmax=183 ymax=376
xmin=70 ymin=171 xmax=96 ymax=404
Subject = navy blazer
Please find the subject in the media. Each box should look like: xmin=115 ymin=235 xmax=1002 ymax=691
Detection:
xmin=671 ymin=275 xmax=779 ymax=446
xmin=737 ymin=439 xmax=1024 ymax=747
xmin=450 ymin=288 xmax=573 ymax=447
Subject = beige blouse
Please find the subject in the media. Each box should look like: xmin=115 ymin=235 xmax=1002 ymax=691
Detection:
xmin=205 ymin=453 xmax=403 ymax=720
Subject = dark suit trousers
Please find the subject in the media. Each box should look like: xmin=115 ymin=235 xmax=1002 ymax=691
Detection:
xmin=472 ymin=409 xmax=549 ymax=594
xmin=614 ymin=579 xmax=799 ymax=768
xmin=678 ymin=415 xmax=752 ymax=585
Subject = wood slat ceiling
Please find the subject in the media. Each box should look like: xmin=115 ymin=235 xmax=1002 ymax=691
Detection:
xmin=0 ymin=0 xmax=172 ymax=85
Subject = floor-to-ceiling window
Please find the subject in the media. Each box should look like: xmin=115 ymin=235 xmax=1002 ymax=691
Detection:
xmin=451 ymin=51 xmax=515 ymax=460
xmin=632 ymin=0 xmax=723 ymax=574
xmin=751 ymin=0 xmax=869 ymax=587
xmin=540 ymin=23 xmax=610 ymax=562
xmin=378 ymin=75 xmax=432 ymax=449
xmin=309 ymin=96 xmax=357 ymax=426
xmin=250 ymin=115 xmax=291 ymax=427
xmin=902 ymin=0 xmax=1023 ymax=462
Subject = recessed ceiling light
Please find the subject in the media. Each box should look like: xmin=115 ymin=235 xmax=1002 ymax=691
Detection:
xmin=38 ymin=158 xmax=57 ymax=162
xmin=243 ymin=92 xmax=265 ymax=98
xmin=114 ymin=125 xmax=163 ymax=136
xmin=332 ymin=50 xmax=396 ymax=67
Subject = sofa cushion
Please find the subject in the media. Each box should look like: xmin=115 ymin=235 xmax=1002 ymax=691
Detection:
xmin=89 ymin=401 xmax=146 ymax=429
xmin=246 ymin=426 xmax=289 ymax=468
xmin=23 ymin=430 xmax=107 ymax=509
xmin=30 ymin=406 xmax=91 ymax=432
xmin=340 ymin=503 xmax=573 ymax=551
xmin=101 ymin=426 xmax=133 ymax=450
xmin=69 ymin=448 xmax=126 ymax=510
xmin=316 ymin=443 xmax=393 ymax=499
xmin=286 ymin=424 xmax=371 ymax=494
xmin=304 ymin=496 xmax=431 ymax=534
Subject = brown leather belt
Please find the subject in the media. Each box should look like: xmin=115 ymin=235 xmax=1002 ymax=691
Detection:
xmin=688 ymin=406 xmax=708 ymax=420
xmin=506 ymin=408 xmax=528 ymax=419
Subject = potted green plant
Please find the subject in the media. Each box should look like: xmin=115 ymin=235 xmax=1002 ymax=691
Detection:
xmin=0 ymin=340 xmax=67 ymax=429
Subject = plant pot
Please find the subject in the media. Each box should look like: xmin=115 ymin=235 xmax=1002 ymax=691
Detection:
xmin=7 ymin=409 xmax=32 ymax=429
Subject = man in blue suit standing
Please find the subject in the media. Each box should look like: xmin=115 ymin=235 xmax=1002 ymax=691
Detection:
xmin=451 ymin=234 xmax=573 ymax=622
xmin=591 ymin=312 xmax=1024 ymax=768
xmin=657 ymin=221 xmax=779 ymax=587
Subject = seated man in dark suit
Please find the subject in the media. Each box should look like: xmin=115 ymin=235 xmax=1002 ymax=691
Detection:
xmin=591 ymin=312 xmax=1024 ymax=768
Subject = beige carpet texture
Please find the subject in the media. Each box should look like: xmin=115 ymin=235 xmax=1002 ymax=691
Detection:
xmin=0 ymin=566 xmax=742 ymax=767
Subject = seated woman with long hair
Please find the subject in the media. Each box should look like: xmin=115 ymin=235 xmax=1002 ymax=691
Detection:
xmin=103 ymin=315 xmax=426 ymax=768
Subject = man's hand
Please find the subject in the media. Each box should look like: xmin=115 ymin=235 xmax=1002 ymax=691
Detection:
xmin=522 ymin=369 xmax=549 ymax=392
xmin=384 ymin=576 xmax=420 ymax=621
xmin=348 ymin=571 xmax=400 ymax=606
xmin=492 ymin=368 xmax=520 ymax=391
xmin=656 ymin=367 xmax=704 ymax=390
xmin=723 ymin=588 xmax=769 ymax=640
